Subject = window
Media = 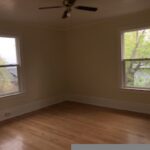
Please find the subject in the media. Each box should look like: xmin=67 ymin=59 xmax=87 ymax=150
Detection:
xmin=0 ymin=36 xmax=21 ymax=96
xmin=121 ymin=28 xmax=150 ymax=90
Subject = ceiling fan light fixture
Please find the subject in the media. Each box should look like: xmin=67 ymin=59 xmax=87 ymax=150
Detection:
xmin=67 ymin=12 xmax=71 ymax=17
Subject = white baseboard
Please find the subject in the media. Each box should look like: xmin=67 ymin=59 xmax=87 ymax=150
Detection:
xmin=65 ymin=95 xmax=150 ymax=115
xmin=1 ymin=95 xmax=149 ymax=122
xmin=0 ymin=96 xmax=64 ymax=122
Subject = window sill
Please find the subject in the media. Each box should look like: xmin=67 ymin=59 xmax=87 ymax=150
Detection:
xmin=0 ymin=91 xmax=24 ymax=99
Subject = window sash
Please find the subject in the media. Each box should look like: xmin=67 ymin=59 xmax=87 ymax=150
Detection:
xmin=121 ymin=28 xmax=150 ymax=90
xmin=122 ymin=59 xmax=150 ymax=89
xmin=122 ymin=58 xmax=150 ymax=61
xmin=0 ymin=65 xmax=21 ymax=96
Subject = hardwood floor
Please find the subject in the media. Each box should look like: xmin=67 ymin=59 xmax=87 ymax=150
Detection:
xmin=0 ymin=102 xmax=150 ymax=150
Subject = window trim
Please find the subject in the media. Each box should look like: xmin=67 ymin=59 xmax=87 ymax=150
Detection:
xmin=0 ymin=35 xmax=23 ymax=98
xmin=120 ymin=27 xmax=150 ymax=91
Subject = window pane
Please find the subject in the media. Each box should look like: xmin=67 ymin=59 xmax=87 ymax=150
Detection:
xmin=0 ymin=66 xmax=19 ymax=95
xmin=0 ymin=37 xmax=17 ymax=65
xmin=124 ymin=29 xmax=150 ymax=59
xmin=125 ymin=60 xmax=150 ymax=88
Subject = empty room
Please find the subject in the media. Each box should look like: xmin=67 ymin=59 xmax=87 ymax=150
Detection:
xmin=0 ymin=0 xmax=150 ymax=149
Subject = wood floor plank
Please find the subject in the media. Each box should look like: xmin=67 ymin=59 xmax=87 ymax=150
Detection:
xmin=0 ymin=101 xmax=150 ymax=150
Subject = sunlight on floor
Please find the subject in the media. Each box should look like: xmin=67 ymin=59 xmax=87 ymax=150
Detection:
xmin=0 ymin=135 xmax=24 ymax=150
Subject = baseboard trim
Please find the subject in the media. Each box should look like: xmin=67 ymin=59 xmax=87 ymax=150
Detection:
xmin=0 ymin=96 xmax=64 ymax=122
xmin=65 ymin=95 xmax=150 ymax=115
xmin=1 ymin=95 xmax=149 ymax=122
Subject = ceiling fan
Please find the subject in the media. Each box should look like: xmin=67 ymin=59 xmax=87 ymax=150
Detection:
xmin=39 ymin=0 xmax=98 ymax=19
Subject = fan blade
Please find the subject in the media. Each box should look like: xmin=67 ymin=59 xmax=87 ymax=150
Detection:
xmin=39 ymin=6 xmax=63 ymax=10
xmin=75 ymin=6 xmax=98 ymax=11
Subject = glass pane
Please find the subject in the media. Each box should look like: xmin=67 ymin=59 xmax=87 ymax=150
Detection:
xmin=0 ymin=37 xmax=17 ymax=65
xmin=125 ymin=60 xmax=150 ymax=88
xmin=0 ymin=66 xmax=19 ymax=95
xmin=124 ymin=29 xmax=150 ymax=59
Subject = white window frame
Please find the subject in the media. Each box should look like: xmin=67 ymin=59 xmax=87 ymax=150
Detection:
xmin=121 ymin=27 xmax=150 ymax=91
xmin=0 ymin=35 xmax=23 ymax=97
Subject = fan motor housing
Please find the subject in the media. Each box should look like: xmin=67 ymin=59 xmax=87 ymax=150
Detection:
xmin=63 ymin=0 xmax=76 ymax=7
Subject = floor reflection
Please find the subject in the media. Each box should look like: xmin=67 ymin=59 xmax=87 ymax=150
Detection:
xmin=0 ymin=135 xmax=24 ymax=150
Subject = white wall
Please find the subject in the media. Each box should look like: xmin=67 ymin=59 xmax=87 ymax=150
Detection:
xmin=0 ymin=22 xmax=65 ymax=120
xmin=64 ymin=9 xmax=150 ymax=114
xmin=1 ymin=9 xmax=150 ymax=120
